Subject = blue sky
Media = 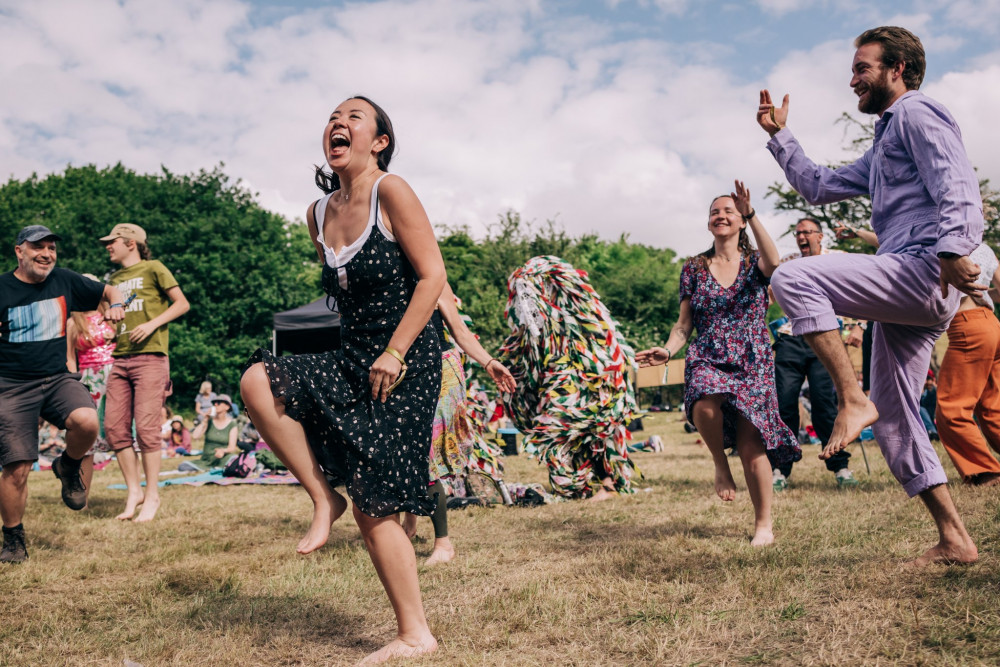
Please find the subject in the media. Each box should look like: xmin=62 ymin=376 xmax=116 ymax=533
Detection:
xmin=2 ymin=0 xmax=998 ymax=256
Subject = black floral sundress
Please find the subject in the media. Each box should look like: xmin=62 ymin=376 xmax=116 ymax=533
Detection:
xmin=244 ymin=175 xmax=441 ymax=517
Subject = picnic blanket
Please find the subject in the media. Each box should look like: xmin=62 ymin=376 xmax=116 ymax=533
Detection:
xmin=107 ymin=470 xmax=300 ymax=489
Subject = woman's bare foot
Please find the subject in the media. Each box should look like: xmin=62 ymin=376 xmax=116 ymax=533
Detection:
xmin=134 ymin=496 xmax=161 ymax=523
xmin=588 ymin=485 xmax=617 ymax=502
xmin=906 ymin=539 xmax=978 ymax=567
xmin=820 ymin=399 xmax=879 ymax=460
xmin=297 ymin=491 xmax=348 ymax=554
xmin=402 ymin=512 xmax=418 ymax=539
xmin=751 ymin=526 xmax=774 ymax=547
xmin=425 ymin=537 xmax=455 ymax=566
xmin=116 ymin=491 xmax=144 ymax=520
xmin=357 ymin=634 xmax=438 ymax=665
xmin=714 ymin=464 xmax=737 ymax=501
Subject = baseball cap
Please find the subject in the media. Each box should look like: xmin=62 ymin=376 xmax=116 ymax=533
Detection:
xmin=99 ymin=223 xmax=147 ymax=243
xmin=16 ymin=225 xmax=61 ymax=245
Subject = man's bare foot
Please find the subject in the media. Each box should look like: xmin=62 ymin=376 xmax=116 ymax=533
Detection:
xmin=588 ymin=486 xmax=616 ymax=502
xmin=425 ymin=537 xmax=455 ymax=566
xmin=402 ymin=512 xmax=417 ymax=539
xmin=820 ymin=399 xmax=879 ymax=460
xmin=297 ymin=491 xmax=347 ymax=554
xmin=357 ymin=634 xmax=438 ymax=665
xmin=715 ymin=464 xmax=737 ymax=501
xmin=751 ymin=527 xmax=774 ymax=547
xmin=134 ymin=496 xmax=161 ymax=523
xmin=116 ymin=491 xmax=144 ymax=520
xmin=906 ymin=539 xmax=978 ymax=568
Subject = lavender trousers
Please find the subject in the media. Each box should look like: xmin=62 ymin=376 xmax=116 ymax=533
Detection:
xmin=771 ymin=250 xmax=960 ymax=497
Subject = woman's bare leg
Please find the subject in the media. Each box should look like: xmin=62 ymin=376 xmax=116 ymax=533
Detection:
xmin=241 ymin=363 xmax=346 ymax=553
xmin=354 ymin=504 xmax=438 ymax=665
xmin=691 ymin=395 xmax=736 ymax=501
xmin=736 ymin=416 xmax=774 ymax=546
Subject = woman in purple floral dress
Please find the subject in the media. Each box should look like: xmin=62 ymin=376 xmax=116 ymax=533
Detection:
xmin=638 ymin=181 xmax=799 ymax=546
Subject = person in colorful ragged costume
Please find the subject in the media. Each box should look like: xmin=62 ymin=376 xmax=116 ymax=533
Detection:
xmin=498 ymin=255 xmax=640 ymax=501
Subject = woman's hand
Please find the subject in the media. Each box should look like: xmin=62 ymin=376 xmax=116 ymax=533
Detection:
xmin=731 ymin=180 xmax=753 ymax=218
xmin=636 ymin=347 xmax=671 ymax=367
xmin=370 ymin=352 xmax=404 ymax=403
xmin=485 ymin=359 xmax=516 ymax=393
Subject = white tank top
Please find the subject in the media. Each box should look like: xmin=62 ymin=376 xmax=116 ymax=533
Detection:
xmin=314 ymin=174 xmax=395 ymax=290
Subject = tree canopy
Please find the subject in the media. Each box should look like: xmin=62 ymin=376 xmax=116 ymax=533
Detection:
xmin=0 ymin=164 xmax=320 ymax=404
xmin=1 ymin=165 xmax=685 ymax=409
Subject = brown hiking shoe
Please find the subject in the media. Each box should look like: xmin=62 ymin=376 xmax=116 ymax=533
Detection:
xmin=1 ymin=525 xmax=28 ymax=564
xmin=52 ymin=455 xmax=88 ymax=510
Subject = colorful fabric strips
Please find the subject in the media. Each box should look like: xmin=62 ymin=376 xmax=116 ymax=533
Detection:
xmin=498 ymin=255 xmax=640 ymax=498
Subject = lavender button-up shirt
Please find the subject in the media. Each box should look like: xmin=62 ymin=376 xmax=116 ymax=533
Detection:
xmin=767 ymin=90 xmax=984 ymax=257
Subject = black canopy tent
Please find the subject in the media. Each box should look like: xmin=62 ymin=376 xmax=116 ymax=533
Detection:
xmin=272 ymin=297 xmax=341 ymax=355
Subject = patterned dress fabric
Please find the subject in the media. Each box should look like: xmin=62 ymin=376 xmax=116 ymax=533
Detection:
xmin=464 ymin=380 xmax=506 ymax=484
xmin=681 ymin=252 xmax=800 ymax=465
xmin=77 ymin=313 xmax=116 ymax=454
xmin=244 ymin=176 xmax=440 ymax=517
xmin=498 ymin=255 xmax=640 ymax=498
xmin=426 ymin=300 xmax=508 ymax=497
xmin=428 ymin=347 xmax=474 ymax=486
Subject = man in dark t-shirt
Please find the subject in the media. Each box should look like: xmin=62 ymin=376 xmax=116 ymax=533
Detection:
xmin=0 ymin=225 xmax=126 ymax=563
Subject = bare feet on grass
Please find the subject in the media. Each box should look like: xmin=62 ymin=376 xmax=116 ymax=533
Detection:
xmin=588 ymin=485 xmax=617 ymax=502
xmin=116 ymin=491 xmax=144 ymax=520
xmin=751 ymin=526 xmax=774 ymax=547
xmin=402 ymin=513 xmax=417 ymax=539
xmin=906 ymin=539 xmax=978 ymax=568
xmin=425 ymin=538 xmax=455 ymax=566
xmin=133 ymin=496 xmax=160 ymax=523
xmin=820 ymin=399 xmax=879 ymax=460
xmin=357 ymin=634 xmax=438 ymax=665
xmin=715 ymin=464 xmax=737 ymax=501
xmin=297 ymin=491 xmax=348 ymax=554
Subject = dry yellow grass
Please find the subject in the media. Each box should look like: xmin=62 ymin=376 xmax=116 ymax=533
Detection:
xmin=2 ymin=413 xmax=999 ymax=666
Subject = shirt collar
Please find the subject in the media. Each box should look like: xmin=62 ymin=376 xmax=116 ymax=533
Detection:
xmin=875 ymin=89 xmax=921 ymax=134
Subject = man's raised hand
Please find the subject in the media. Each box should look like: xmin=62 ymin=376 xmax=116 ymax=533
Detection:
xmin=757 ymin=89 xmax=789 ymax=137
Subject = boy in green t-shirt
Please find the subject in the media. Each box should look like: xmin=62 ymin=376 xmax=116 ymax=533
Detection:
xmin=101 ymin=224 xmax=189 ymax=522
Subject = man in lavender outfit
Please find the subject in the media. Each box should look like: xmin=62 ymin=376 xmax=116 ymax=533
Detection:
xmin=757 ymin=26 xmax=984 ymax=566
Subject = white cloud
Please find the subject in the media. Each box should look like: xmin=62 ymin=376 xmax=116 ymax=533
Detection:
xmin=0 ymin=0 xmax=997 ymax=262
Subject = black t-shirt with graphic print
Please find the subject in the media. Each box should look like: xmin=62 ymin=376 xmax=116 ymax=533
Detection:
xmin=0 ymin=268 xmax=105 ymax=380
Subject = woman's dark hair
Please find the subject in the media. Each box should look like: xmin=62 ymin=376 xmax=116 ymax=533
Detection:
xmin=855 ymin=26 xmax=925 ymax=91
xmin=314 ymin=95 xmax=396 ymax=194
xmin=136 ymin=241 xmax=152 ymax=261
xmin=696 ymin=195 xmax=756 ymax=269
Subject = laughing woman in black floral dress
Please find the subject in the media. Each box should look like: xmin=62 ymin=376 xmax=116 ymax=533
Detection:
xmin=241 ymin=96 xmax=445 ymax=664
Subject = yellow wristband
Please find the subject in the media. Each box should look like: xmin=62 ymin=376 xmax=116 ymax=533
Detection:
xmin=384 ymin=346 xmax=406 ymax=365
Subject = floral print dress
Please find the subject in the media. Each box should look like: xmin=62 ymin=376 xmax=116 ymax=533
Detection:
xmin=244 ymin=175 xmax=441 ymax=517
xmin=681 ymin=252 xmax=800 ymax=465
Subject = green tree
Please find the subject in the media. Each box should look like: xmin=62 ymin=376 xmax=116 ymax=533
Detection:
xmin=437 ymin=211 xmax=683 ymax=363
xmin=0 ymin=164 xmax=321 ymax=407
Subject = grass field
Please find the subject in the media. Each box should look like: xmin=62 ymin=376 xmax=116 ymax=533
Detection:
xmin=2 ymin=412 xmax=999 ymax=666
